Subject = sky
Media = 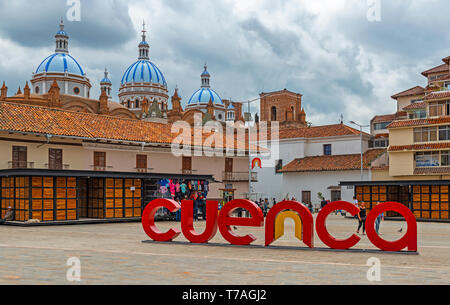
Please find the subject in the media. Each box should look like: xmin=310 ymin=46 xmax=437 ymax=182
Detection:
xmin=0 ymin=0 xmax=449 ymax=129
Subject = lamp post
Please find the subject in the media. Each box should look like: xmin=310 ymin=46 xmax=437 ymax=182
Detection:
xmin=241 ymin=98 xmax=260 ymax=202
xmin=350 ymin=121 xmax=370 ymax=181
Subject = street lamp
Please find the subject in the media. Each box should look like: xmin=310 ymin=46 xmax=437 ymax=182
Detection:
xmin=350 ymin=121 xmax=370 ymax=181
xmin=241 ymin=98 xmax=260 ymax=202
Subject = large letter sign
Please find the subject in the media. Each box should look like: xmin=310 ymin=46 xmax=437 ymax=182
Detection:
xmin=265 ymin=201 xmax=314 ymax=248
xmin=141 ymin=199 xmax=418 ymax=253
xmin=217 ymin=199 xmax=264 ymax=246
xmin=181 ymin=200 xmax=219 ymax=244
xmin=365 ymin=202 xmax=417 ymax=252
xmin=141 ymin=199 xmax=181 ymax=242
xmin=316 ymin=201 xmax=361 ymax=250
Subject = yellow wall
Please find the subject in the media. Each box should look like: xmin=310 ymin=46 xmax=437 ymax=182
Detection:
xmin=389 ymin=127 xmax=413 ymax=146
xmin=389 ymin=151 xmax=414 ymax=176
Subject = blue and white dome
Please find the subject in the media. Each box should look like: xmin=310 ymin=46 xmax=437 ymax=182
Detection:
xmin=121 ymin=60 xmax=167 ymax=86
xmin=188 ymin=88 xmax=223 ymax=105
xmin=35 ymin=53 xmax=85 ymax=76
xmin=188 ymin=65 xmax=223 ymax=106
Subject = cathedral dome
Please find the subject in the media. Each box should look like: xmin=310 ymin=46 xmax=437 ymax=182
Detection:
xmin=35 ymin=53 xmax=85 ymax=76
xmin=188 ymin=88 xmax=223 ymax=105
xmin=187 ymin=65 xmax=223 ymax=107
xmin=121 ymin=60 xmax=166 ymax=86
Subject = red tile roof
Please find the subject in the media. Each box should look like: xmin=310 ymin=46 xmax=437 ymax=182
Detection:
xmin=432 ymin=74 xmax=450 ymax=82
xmin=279 ymin=149 xmax=386 ymax=173
xmin=375 ymin=133 xmax=389 ymax=138
xmin=389 ymin=143 xmax=450 ymax=152
xmin=414 ymin=167 xmax=450 ymax=175
xmin=387 ymin=116 xmax=450 ymax=129
xmin=424 ymin=91 xmax=450 ymax=100
xmin=371 ymin=112 xmax=407 ymax=123
xmin=0 ymin=102 xmax=252 ymax=150
xmin=391 ymin=86 xmax=425 ymax=99
xmin=422 ymin=63 xmax=449 ymax=77
xmin=278 ymin=124 xmax=368 ymax=140
xmin=403 ymin=102 xmax=427 ymax=110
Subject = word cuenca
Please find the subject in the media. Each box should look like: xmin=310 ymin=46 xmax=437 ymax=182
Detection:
xmin=142 ymin=199 xmax=418 ymax=252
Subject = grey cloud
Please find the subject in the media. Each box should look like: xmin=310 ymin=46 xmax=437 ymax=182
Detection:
xmin=0 ymin=0 xmax=134 ymax=48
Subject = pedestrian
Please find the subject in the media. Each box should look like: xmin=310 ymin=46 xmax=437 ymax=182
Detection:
xmin=264 ymin=198 xmax=269 ymax=216
xmin=307 ymin=202 xmax=313 ymax=214
xmin=320 ymin=198 xmax=328 ymax=210
xmin=353 ymin=196 xmax=359 ymax=218
xmin=356 ymin=201 xmax=367 ymax=235
xmin=374 ymin=202 xmax=384 ymax=234
xmin=272 ymin=198 xmax=277 ymax=207
xmin=0 ymin=206 xmax=14 ymax=223
xmin=190 ymin=191 xmax=199 ymax=221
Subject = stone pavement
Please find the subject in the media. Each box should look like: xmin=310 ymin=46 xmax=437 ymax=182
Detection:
xmin=0 ymin=215 xmax=449 ymax=285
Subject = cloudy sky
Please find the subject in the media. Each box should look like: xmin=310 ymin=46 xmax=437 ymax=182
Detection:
xmin=0 ymin=0 xmax=449 ymax=129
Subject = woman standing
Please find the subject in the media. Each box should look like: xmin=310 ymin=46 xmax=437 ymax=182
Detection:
xmin=357 ymin=201 xmax=367 ymax=235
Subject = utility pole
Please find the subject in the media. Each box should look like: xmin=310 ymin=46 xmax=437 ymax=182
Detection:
xmin=350 ymin=121 xmax=370 ymax=181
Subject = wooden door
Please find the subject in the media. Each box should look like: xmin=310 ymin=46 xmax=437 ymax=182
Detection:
xmin=302 ymin=191 xmax=311 ymax=205
xmin=225 ymin=158 xmax=233 ymax=173
xmin=94 ymin=152 xmax=106 ymax=169
xmin=49 ymin=148 xmax=63 ymax=170
xmin=12 ymin=146 xmax=27 ymax=168
xmin=182 ymin=157 xmax=192 ymax=172
xmin=136 ymin=155 xmax=147 ymax=170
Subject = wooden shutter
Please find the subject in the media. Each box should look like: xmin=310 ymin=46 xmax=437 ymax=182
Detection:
xmin=136 ymin=155 xmax=147 ymax=169
xmin=94 ymin=152 xmax=106 ymax=167
xmin=49 ymin=148 xmax=63 ymax=170
xmin=182 ymin=157 xmax=192 ymax=171
xmin=225 ymin=158 xmax=233 ymax=173
xmin=302 ymin=191 xmax=311 ymax=205
xmin=12 ymin=146 xmax=27 ymax=168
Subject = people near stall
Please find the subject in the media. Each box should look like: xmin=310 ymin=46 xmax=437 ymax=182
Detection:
xmin=0 ymin=206 xmax=14 ymax=223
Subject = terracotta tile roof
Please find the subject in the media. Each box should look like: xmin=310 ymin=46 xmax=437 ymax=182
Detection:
xmin=387 ymin=116 xmax=450 ymax=129
xmin=389 ymin=143 xmax=450 ymax=152
xmin=0 ymin=102 xmax=252 ymax=150
xmin=371 ymin=165 xmax=389 ymax=171
xmin=422 ymin=63 xmax=449 ymax=77
xmin=371 ymin=112 xmax=407 ymax=124
xmin=403 ymin=102 xmax=427 ymax=110
xmin=391 ymin=86 xmax=425 ymax=99
xmin=414 ymin=167 xmax=450 ymax=175
xmin=279 ymin=149 xmax=386 ymax=173
xmin=432 ymin=74 xmax=450 ymax=82
xmin=375 ymin=133 xmax=389 ymax=138
xmin=278 ymin=124 xmax=368 ymax=140
xmin=424 ymin=91 xmax=450 ymax=100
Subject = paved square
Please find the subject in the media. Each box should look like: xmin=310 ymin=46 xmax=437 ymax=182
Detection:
xmin=0 ymin=215 xmax=449 ymax=284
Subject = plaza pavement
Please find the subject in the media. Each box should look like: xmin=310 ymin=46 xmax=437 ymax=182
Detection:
xmin=0 ymin=214 xmax=449 ymax=285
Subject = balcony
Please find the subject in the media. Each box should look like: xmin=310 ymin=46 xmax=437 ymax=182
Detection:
xmin=45 ymin=163 xmax=70 ymax=170
xmin=8 ymin=161 xmax=35 ymax=169
xmin=222 ymin=171 xmax=258 ymax=182
xmin=182 ymin=169 xmax=198 ymax=175
xmin=135 ymin=167 xmax=154 ymax=173
xmin=90 ymin=165 xmax=114 ymax=172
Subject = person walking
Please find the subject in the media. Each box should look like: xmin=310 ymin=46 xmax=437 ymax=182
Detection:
xmin=374 ymin=202 xmax=384 ymax=234
xmin=356 ymin=201 xmax=367 ymax=235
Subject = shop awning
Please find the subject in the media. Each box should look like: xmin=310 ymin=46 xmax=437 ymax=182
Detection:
xmin=0 ymin=169 xmax=217 ymax=182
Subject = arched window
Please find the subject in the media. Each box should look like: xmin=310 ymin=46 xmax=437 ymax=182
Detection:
xmin=135 ymin=99 xmax=140 ymax=108
xmin=271 ymin=106 xmax=277 ymax=121
xmin=127 ymin=100 xmax=131 ymax=108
